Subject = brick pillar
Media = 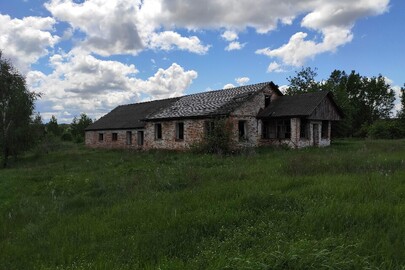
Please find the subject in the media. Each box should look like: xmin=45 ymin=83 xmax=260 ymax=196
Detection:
xmin=290 ymin=118 xmax=299 ymax=148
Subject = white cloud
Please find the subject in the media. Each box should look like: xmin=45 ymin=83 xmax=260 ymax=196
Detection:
xmin=45 ymin=0 xmax=210 ymax=56
xmin=27 ymin=51 xmax=197 ymax=122
xmin=267 ymin=61 xmax=285 ymax=73
xmin=155 ymin=0 xmax=293 ymax=33
xmin=253 ymin=0 xmax=388 ymax=67
xmin=148 ymin=31 xmax=210 ymax=54
xmin=0 ymin=14 xmax=59 ymax=72
xmin=236 ymin=77 xmax=250 ymax=85
xmin=41 ymin=0 xmax=389 ymax=66
xmin=279 ymin=85 xmax=289 ymax=94
xmin=222 ymin=30 xmax=238 ymax=41
xmin=135 ymin=63 xmax=198 ymax=99
xmin=257 ymin=28 xmax=353 ymax=66
xmin=225 ymin=41 xmax=246 ymax=51
xmin=222 ymin=30 xmax=245 ymax=51
xmin=301 ymin=0 xmax=389 ymax=30
xmin=223 ymin=83 xmax=235 ymax=89
xmin=45 ymin=0 xmax=144 ymax=56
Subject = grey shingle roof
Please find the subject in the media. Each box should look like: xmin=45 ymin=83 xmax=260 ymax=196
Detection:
xmin=86 ymin=82 xmax=282 ymax=131
xmin=146 ymin=82 xmax=277 ymax=120
xmin=257 ymin=91 xmax=341 ymax=118
xmin=85 ymin=97 xmax=179 ymax=131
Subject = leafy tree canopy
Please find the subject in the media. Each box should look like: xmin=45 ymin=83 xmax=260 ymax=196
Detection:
xmin=287 ymin=68 xmax=397 ymax=137
xmin=286 ymin=67 xmax=321 ymax=95
xmin=71 ymin=113 xmax=93 ymax=143
xmin=398 ymin=84 xmax=405 ymax=119
xmin=47 ymin=115 xmax=60 ymax=136
xmin=0 ymin=51 xmax=39 ymax=167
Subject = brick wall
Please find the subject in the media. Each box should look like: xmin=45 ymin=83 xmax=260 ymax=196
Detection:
xmin=229 ymin=89 xmax=278 ymax=148
xmin=143 ymin=119 xmax=206 ymax=150
xmin=85 ymin=129 xmax=143 ymax=149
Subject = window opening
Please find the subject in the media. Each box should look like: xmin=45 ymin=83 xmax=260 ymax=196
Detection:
xmin=155 ymin=123 xmax=162 ymax=140
xmin=112 ymin=132 xmax=118 ymax=141
xmin=126 ymin=131 xmax=132 ymax=145
xmin=176 ymin=122 xmax=184 ymax=140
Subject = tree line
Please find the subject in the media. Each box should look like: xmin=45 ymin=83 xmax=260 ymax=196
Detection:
xmin=286 ymin=67 xmax=405 ymax=138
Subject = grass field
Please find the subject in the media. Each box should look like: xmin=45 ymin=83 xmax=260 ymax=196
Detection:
xmin=0 ymin=140 xmax=404 ymax=269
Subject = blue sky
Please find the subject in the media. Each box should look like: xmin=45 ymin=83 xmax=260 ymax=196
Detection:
xmin=0 ymin=0 xmax=403 ymax=123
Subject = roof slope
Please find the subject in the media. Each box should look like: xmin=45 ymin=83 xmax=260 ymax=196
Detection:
xmin=146 ymin=82 xmax=275 ymax=120
xmin=258 ymin=91 xmax=342 ymax=118
xmin=86 ymin=81 xmax=281 ymax=131
xmin=85 ymin=97 xmax=179 ymax=131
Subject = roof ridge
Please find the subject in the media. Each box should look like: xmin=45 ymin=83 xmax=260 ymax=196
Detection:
xmin=184 ymin=81 xmax=272 ymax=97
xmin=116 ymin=82 xmax=273 ymax=108
xmin=117 ymin=96 xmax=180 ymax=108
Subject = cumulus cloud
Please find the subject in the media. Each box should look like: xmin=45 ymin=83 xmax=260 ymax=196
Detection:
xmin=45 ymin=0 xmax=210 ymax=56
xmin=255 ymin=0 xmax=389 ymax=66
xmin=41 ymin=0 xmax=389 ymax=66
xmin=225 ymin=41 xmax=246 ymax=51
xmin=221 ymin=30 xmax=246 ymax=51
xmin=148 ymin=31 xmax=210 ymax=54
xmin=222 ymin=30 xmax=238 ymax=41
xmin=223 ymin=77 xmax=250 ymax=89
xmin=223 ymin=83 xmax=235 ymax=89
xmin=155 ymin=0 xmax=293 ymax=33
xmin=267 ymin=61 xmax=285 ymax=73
xmin=236 ymin=77 xmax=250 ymax=85
xmin=0 ymin=14 xmax=59 ymax=72
xmin=45 ymin=0 xmax=144 ymax=56
xmin=257 ymin=28 xmax=353 ymax=66
xmin=301 ymin=0 xmax=389 ymax=30
xmin=135 ymin=63 xmax=198 ymax=99
xmin=27 ymin=51 xmax=197 ymax=121
xmin=139 ymin=0 xmax=389 ymax=66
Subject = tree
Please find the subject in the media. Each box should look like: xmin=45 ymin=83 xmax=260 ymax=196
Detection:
xmin=30 ymin=112 xmax=46 ymax=144
xmin=322 ymin=70 xmax=353 ymax=137
xmin=71 ymin=113 xmax=93 ymax=143
xmin=0 ymin=52 xmax=39 ymax=167
xmin=321 ymin=70 xmax=395 ymax=137
xmin=286 ymin=67 xmax=321 ymax=95
xmin=398 ymin=84 xmax=405 ymax=119
xmin=47 ymin=115 xmax=60 ymax=136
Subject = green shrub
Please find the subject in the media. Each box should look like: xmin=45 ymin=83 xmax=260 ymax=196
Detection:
xmin=61 ymin=132 xmax=73 ymax=141
xmin=192 ymin=118 xmax=234 ymax=155
xmin=367 ymin=119 xmax=405 ymax=139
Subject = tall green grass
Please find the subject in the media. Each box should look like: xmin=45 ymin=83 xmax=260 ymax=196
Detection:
xmin=0 ymin=140 xmax=404 ymax=269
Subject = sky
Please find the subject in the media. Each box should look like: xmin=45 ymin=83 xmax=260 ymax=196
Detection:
xmin=0 ymin=0 xmax=404 ymax=123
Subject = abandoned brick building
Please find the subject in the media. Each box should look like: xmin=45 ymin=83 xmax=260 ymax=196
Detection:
xmin=85 ymin=81 xmax=343 ymax=150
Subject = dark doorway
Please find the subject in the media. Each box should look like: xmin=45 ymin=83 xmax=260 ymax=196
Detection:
xmin=313 ymin=124 xmax=319 ymax=146
xmin=137 ymin=131 xmax=144 ymax=146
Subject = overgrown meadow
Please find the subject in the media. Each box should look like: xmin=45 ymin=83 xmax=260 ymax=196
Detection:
xmin=0 ymin=140 xmax=404 ymax=269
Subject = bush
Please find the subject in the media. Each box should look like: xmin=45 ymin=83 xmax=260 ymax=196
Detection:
xmin=367 ymin=119 xmax=405 ymax=139
xmin=61 ymin=132 xmax=73 ymax=141
xmin=192 ymin=118 xmax=234 ymax=155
